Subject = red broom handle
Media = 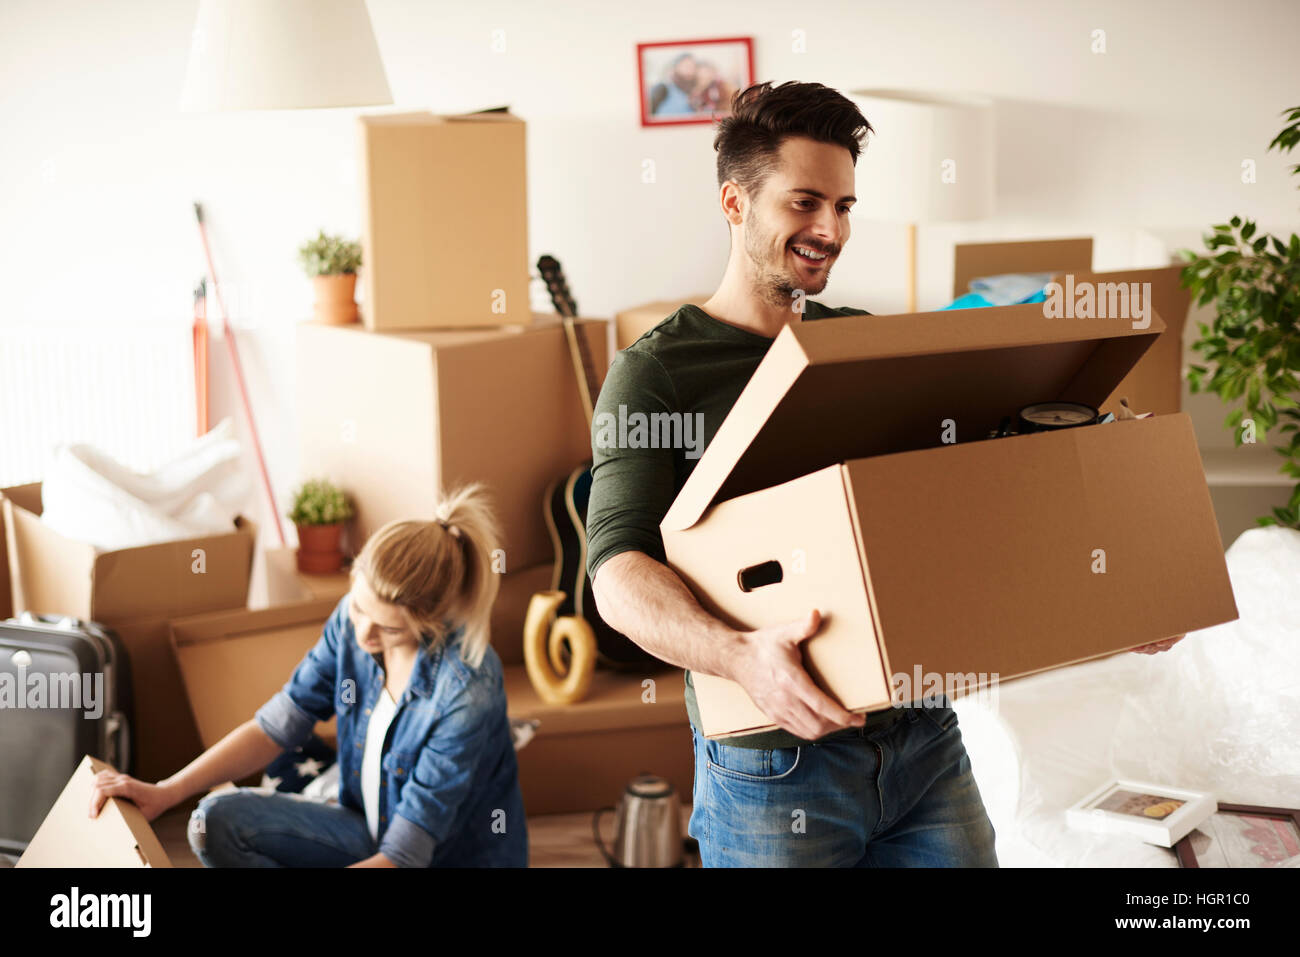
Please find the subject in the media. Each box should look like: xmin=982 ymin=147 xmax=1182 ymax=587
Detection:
xmin=193 ymin=279 xmax=209 ymax=437
xmin=193 ymin=202 xmax=286 ymax=546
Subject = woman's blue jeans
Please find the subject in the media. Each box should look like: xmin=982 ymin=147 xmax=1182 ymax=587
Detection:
xmin=188 ymin=789 xmax=375 ymax=868
xmin=689 ymin=702 xmax=999 ymax=867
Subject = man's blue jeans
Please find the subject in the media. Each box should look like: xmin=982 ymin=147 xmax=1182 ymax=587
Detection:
xmin=689 ymin=702 xmax=998 ymax=867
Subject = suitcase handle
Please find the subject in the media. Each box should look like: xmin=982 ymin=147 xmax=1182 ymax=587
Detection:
xmin=107 ymin=712 xmax=131 ymax=774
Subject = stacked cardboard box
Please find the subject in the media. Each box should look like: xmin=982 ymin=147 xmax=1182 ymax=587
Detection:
xmin=296 ymin=316 xmax=607 ymax=571
xmin=358 ymin=110 xmax=532 ymax=331
xmin=306 ymin=105 xmax=610 ymax=572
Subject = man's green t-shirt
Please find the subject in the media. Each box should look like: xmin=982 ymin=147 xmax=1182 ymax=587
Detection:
xmin=584 ymin=300 xmax=871 ymax=750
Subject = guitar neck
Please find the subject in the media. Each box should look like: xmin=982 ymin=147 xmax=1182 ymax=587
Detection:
xmin=538 ymin=255 xmax=599 ymax=428
xmin=561 ymin=317 xmax=598 ymax=427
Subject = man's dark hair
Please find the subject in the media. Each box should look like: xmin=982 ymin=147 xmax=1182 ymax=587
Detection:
xmin=712 ymin=80 xmax=873 ymax=194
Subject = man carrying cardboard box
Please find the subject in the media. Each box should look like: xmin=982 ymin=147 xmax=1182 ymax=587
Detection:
xmin=587 ymin=81 xmax=1182 ymax=868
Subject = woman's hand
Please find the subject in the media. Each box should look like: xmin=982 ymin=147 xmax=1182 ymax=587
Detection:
xmin=1131 ymin=634 xmax=1185 ymax=655
xmin=88 ymin=770 xmax=179 ymax=823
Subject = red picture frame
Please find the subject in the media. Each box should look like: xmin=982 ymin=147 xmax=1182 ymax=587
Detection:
xmin=636 ymin=37 xmax=755 ymax=128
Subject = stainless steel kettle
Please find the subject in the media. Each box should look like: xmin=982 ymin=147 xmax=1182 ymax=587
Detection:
xmin=593 ymin=773 xmax=684 ymax=867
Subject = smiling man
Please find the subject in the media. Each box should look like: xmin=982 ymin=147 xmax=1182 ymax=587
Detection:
xmin=587 ymin=80 xmax=1184 ymax=868
xmin=584 ymin=80 xmax=999 ymax=867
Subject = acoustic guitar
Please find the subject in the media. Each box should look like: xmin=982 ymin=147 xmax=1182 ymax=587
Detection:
xmin=537 ymin=255 xmax=654 ymax=669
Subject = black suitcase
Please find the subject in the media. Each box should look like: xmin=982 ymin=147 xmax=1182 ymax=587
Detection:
xmin=0 ymin=612 xmax=134 ymax=855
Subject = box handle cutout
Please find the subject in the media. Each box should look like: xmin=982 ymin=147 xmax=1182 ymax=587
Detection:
xmin=738 ymin=560 xmax=783 ymax=592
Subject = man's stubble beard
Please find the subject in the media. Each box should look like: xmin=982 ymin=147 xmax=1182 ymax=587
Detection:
xmin=741 ymin=208 xmax=831 ymax=310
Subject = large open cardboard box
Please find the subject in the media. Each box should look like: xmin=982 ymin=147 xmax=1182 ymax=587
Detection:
xmin=1 ymin=482 xmax=256 ymax=622
xmin=170 ymin=597 xmax=342 ymax=750
xmin=297 ymin=315 xmax=607 ymax=571
xmin=17 ymin=755 xmax=171 ymax=867
xmin=661 ymin=303 xmax=1238 ymax=738
xmin=359 ymin=109 xmax=530 ymax=330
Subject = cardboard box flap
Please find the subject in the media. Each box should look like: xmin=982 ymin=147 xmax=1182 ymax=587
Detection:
xmin=88 ymin=515 xmax=257 ymax=620
xmin=359 ymin=109 xmax=521 ymax=128
xmin=449 ymin=106 xmax=519 ymax=122
xmin=16 ymin=756 xmax=172 ymax=867
xmin=171 ymin=596 xmax=343 ymax=748
xmin=662 ymin=302 xmax=1166 ymax=532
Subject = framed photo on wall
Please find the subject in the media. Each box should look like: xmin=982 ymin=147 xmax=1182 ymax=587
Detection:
xmin=1175 ymin=803 xmax=1300 ymax=868
xmin=637 ymin=37 xmax=754 ymax=127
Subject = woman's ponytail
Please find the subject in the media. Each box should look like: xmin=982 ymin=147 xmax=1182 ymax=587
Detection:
xmin=430 ymin=483 xmax=501 ymax=667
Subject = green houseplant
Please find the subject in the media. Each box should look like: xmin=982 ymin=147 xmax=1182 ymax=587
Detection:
xmin=1181 ymin=105 xmax=1300 ymax=529
xmin=288 ymin=478 xmax=355 ymax=573
xmin=298 ymin=229 xmax=363 ymax=325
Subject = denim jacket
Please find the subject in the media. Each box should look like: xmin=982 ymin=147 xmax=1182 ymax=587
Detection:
xmin=255 ymin=593 xmax=528 ymax=867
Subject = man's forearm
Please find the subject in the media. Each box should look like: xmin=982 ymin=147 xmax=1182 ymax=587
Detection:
xmin=592 ymin=550 xmax=749 ymax=680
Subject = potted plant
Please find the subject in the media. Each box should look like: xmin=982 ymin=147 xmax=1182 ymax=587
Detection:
xmin=1182 ymin=105 xmax=1300 ymax=529
xmin=297 ymin=229 xmax=362 ymax=324
xmin=288 ymin=478 xmax=355 ymax=573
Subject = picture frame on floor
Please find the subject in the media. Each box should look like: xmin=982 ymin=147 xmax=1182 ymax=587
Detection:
xmin=1175 ymin=803 xmax=1300 ymax=868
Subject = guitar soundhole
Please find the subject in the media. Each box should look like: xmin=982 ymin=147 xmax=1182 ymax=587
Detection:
xmin=737 ymin=560 xmax=783 ymax=592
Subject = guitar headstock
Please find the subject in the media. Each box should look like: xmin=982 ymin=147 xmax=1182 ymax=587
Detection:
xmin=537 ymin=254 xmax=578 ymax=319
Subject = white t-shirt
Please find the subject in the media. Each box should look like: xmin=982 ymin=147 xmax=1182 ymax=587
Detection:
xmin=362 ymin=687 xmax=399 ymax=842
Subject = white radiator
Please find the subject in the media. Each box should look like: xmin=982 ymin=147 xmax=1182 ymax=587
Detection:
xmin=0 ymin=321 xmax=195 ymax=488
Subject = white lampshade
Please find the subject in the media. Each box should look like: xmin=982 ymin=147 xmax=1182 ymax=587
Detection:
xmin=848 ymin=89 xmax=995 ymax=223
xmin=180 ymin=0 xmax=393 ymax=112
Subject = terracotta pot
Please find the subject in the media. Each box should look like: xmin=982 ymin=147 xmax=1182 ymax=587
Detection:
xmin=296 ymin=522 xmax=345 ymax=573
xmin=312 ymin=273 xmax=358 ymax=325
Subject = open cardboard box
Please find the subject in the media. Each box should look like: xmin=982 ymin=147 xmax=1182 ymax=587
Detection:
xmin=170 ymin=597 xmax=342 ymax=750
xmin=17 ymin=755 xmax=171 ymax=867
xmin=1 ymin=482 xmax=256 ymax=622
xmin=661 ymin=302 xmax=1238 ymax=738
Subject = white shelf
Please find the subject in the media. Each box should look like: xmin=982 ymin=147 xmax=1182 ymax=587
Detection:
xmin=1201 ymin=447 xmax=1295 ymax=487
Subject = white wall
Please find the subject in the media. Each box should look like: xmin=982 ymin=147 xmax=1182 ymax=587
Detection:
xmin=3 ymin=0 xmax=1298 ymax=540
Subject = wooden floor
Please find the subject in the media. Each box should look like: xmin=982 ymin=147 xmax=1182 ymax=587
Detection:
xmin=153 ymin=795 xmax=699 ymax=868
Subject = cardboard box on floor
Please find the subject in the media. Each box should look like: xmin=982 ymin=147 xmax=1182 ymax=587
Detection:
xmin=17 ymin=755 xmax=171 ymax=867
xmin=951 ymin=238 xmax=1191 ymax=416
xmin=359 ymin=109 xmax=530 ymax=331
xmin=170 ymin=598 xmax=342 ymax=750
xmin=297 ymin=315 xmax=608 ymax=571
xmin=614 ymin=294 xmax=710 ymax=351
xmin=1 ymin=483 xmax=257 ymax=779
xmin=660 ymin=303 xmax=1239 ymax=739
xmin=505 ymin=666 xmax=692 ymax=815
